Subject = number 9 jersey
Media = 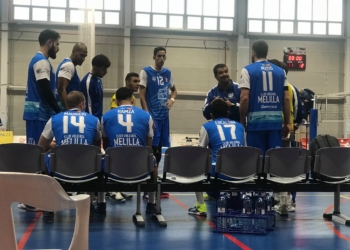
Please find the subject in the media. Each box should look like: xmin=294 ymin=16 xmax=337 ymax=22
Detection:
xmin=101 ymin=105 xmax=154 ymax=148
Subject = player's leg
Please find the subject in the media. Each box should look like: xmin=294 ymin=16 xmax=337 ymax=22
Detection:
xmin=158 ymin=118 xmax=171 ymax=198
xmin=246 ymin=131 xmax=268 ymax=155
xmin=188 ymin=192 xmax=207 ymax=217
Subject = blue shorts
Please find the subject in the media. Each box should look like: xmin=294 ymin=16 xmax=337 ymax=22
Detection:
xmin=246 ymin=130 xmax=282 ymax=155
xmin=153 ymin=118 xmax=170 ymax=147
xmin=26 ymin=120 xmax=47 ymax=144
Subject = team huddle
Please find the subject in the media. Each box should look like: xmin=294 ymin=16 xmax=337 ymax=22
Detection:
xmin=22 ymin=29 xmax=298 ymax=216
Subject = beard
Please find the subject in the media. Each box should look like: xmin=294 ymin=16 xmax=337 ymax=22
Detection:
xmin=48 ymin=46 xmax=57 ymax=59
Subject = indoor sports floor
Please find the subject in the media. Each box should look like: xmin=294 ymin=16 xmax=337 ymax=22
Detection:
xmin=12 ymin=147 xmax=350 ymax=250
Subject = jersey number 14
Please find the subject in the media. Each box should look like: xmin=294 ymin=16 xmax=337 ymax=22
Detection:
xmin=63 ymin=116 xmax=86 ymax=134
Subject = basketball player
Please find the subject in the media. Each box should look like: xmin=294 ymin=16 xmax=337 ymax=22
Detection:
xmin=57 ymin=43 xmax=88 ymax=110
xmin=139 ymin=47 xmax=177 ymax=199
xmin=80 ymin=54 xmax=111 ymax=121
xmin=102 ymin=87 xmax=158 ymax=214
xmin=188 ymin=99 xmax=245 ymax=217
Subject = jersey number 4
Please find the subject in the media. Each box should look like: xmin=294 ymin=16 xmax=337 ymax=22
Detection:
xmin=118 ymin=114 xmax=133 ymax=132
xmin=217 ymin=124 xmax=236 ymax=141
xmin=63 ymin=116 xmax=86 ymax=134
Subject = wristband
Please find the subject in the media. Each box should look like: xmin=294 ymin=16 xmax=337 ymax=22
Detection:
xmin=171 ymin=98 xmax=175 ymax=102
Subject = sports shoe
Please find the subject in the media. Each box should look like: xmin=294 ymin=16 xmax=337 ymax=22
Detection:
xmin=146 ymin=203 xmax=160 ymax=214
xmin=18 ymin=203 xmax=41 ymax=212
xmin=287 ymin=205 xmax=295 ymax=212
xmin=203 ymin=193 xmax=216 ymax=201
xmin=142 ymin=193 xmax=149 ymax=201
xmin=109 ymin=192 xmax=126 ymax=203
xmin=274 ymin=204 xmax=288 ymax=216
xmin=95 ymin=202 xmax=106 ymax=215
xmin=121 ymin=192 xmax=133 ymax=200
xmin=188 ymin=202 xmax=207 ymax=217
xmin=160 ymin=192 xmax=169 ymax=198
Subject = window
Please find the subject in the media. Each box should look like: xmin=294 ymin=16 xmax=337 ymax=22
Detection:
xmin=248 ymin=0 xmax=343 ymax=36
xmin=135 ymin=0 xmax=235 ymax=31
xmin=12 ymin=0 xmax=121 ymax=25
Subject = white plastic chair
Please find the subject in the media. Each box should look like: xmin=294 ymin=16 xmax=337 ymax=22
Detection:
xmin=0 ymin=172 xmax=90 ymax=250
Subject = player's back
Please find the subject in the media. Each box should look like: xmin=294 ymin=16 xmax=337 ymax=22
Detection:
xmin=244 ymin=61 xmax=285 ymax=131
xmin=80 ymin=72 xmax=103 ymax=119
xmin=203 ymin=118 xmax=245 ymax=163
xmin=51 ymin=109 xmax=100 ymax=145
xmin=24 ymin=52 xmax=56 ymax=121
xmin=102 ymin=105 xmax=152 ymax=148
xmin=143 ymin=66 xmax=172 ymax=120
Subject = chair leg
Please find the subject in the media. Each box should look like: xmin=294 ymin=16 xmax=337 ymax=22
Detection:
xmin=69 ymin=197 xmax=90 ymax=250
xmin=133 ymin=183 xmax=145 ymax=227
xmin=323 ymin=185 xmax=350 ymax=226
xmin=152 ymin=182 xmax=167 ymax=227
xmin=0 ymin=203 xmax=17 ymax=250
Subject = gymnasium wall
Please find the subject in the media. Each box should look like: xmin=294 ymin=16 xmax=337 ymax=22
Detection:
xmin=2 ymin=24 xmax=346 ymax=137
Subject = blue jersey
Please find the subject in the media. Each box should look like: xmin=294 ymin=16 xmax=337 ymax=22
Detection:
xmin=199 ymin=118 xmax=245 ymax=163
xmin=102 ymin=105 xmax=153 ymax=148
xmin=80 ymin=73 xmax=103 ymax=120
xmin=141 ymin=66 xmax=173 ymax=120
xmin=42 ymin=109 xmax=101 ymax=145
xmin=202 ymin=81 xmax=241 ymax=122
xmin=56 ymin=58 xmax=80 ymax=110
xmin=23 ymin=52 xmax=57 ymax=121
xmin=240 ymin=60 xmax=286 ymax=131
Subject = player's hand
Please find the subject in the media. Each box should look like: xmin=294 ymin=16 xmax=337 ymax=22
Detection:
xmin=240 ymin=120 xmax=247 ymax=130
xmin=167 ymin=99 xmax=174 ymax=110
xmin=282 ymin=124 xmax=291 ymax=140
xmin=223 ymin=98 xmax=233 ymax=107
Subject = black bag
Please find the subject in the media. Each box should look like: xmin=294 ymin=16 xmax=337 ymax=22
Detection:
xmin=310 ymin=134 xmax=341 ymax=181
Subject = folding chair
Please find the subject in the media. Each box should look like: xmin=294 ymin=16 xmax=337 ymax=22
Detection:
xmin=0 ymin=172 xmax=90 ymax=250
xmin=264 ymin=148 xmax=311 ymax=184
xmin=313 ymin=147 xmax=350 ymax=225
xmin=215 ymin=147 xmax=263 ymax=183
xmin=0 ymin=143 xmax=45 ymax=173
xmin=104 ymin=146 xmax=161 ymax=227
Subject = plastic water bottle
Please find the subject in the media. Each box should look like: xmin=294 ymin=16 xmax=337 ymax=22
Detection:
xmin=242 ymin=196 xmax=252 ymax=214
xmin=264 ymin=194 xmax=273 ymax=212
xmin=255 ymin=197 xmax=265 ymax=215
xmin=217 ymin=195 xmax=227 ymax=214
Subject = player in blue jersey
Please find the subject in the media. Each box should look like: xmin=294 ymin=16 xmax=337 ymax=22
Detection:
xmin=239 ymin=40 xmax=290 ymax=155
xmin=188 ymin=99 xmax=245 ymax=217
xmin=80 ymin=54 xmax=111 ymax=120
xmin=203 ymin=64 xmax=241 ymax=122
xmin=57 ymin=43 xmax=88 ymax=110
xmin=23 ymin=29 xmax=61 ymax=145
xmin=139 ymin=47 xmax=177 ymax=199
xmin=102 ymin=87 xmax=158 ymax=214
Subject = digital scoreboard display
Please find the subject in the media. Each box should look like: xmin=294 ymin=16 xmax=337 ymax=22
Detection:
xmin=283 ymin=47 xmax=306 ymax=70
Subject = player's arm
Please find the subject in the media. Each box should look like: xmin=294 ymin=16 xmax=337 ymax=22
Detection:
xmin=139 ymin=70 xmax=148 ymax=112
xmin=38 ymin=118 xmax=54 ymax=152
xmin=93 ymin=119 xmax=102 ymax=148
xmin=238 ymin=68 xmax=250 ymax=128
xmin=57 ymin=62 xmax=74 ymax=110
xmin=202 ymin=90 xmax=214 ymax=120
xmin=100 ymin=118 xmax=109 ymax=150
xmin=283 ymin=74 xmax=291 ymax=139
xmin=198 ymin=126 xmax=209 ymax=148
xmin=167 ymin=75 xmax=177 ymax=109
xmin=34 ymin=60 xmax=61 ymax=113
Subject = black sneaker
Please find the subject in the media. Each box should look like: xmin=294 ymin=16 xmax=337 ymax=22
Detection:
xmin=146 ymin=203 xmax=161 ymax=215
xmin=18 ymin=203 xmax=41 ymax=212
xmin=121 ymin=192 xmax=133 ymax=200
xmin=95 ymin=202 xmax=106 ymax=215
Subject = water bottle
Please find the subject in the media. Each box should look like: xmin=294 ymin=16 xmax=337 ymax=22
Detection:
xmin=242 ymin=196 xmax=252 ymax=214
xmin=255 ymin=197 xmax=265 ymax=215
xmin=217 ymin=195 xmax=227 ymax=214
xmin=264 ymin=194 xmax=273 ymax=212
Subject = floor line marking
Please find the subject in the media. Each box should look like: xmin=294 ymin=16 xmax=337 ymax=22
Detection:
xmin=168 ymin=194 xmax=252 ymax=250
xmin=323 ymin=198 xmax=350 ymax=242
xmin=17 ymin=211 xmax=42 ymax=250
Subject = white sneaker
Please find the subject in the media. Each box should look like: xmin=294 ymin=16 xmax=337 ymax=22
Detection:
xmin=109 ymin=192 xmax=126 ymax=203
xmin=274 ymin=204 xmax=288 ymax=216
xmin=287 ymin=205 xmax=295 ymax=212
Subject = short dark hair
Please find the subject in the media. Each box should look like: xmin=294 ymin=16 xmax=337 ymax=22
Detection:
xmin=154 ymin=47 xmax=166 ymax=56
xmin=38 ymin=29 xmax=60 ymax=46
xmin=116 ymin=87 xmax=133 ymax=102
xmin=125 ymin=72 xmax=139 ymax=82
xmin=280 ymin=62 xmax=288 ymax=75
xmin=267 ymin=59 xmax=281 ymax=67
xmin=67 ymin=91 xmax=85 ymax=109
xmin=252 ymin=40 xmax=268 ymax=58
xmin=92 ymin=54 xmax=111 ymax=68
xmin=213 ymin=63 xmax=227 ymax=77
xmin=210 ymin=99 xmax=228 ymax=119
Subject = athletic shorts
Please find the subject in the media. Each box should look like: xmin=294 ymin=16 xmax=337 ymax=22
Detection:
xmin=246 ymin=130 xmax=282 ymax=155
xmin=152 ymin=118 xmax=171 ymax=147
xmin=26 ymin=120 xmax=47 ymax=144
